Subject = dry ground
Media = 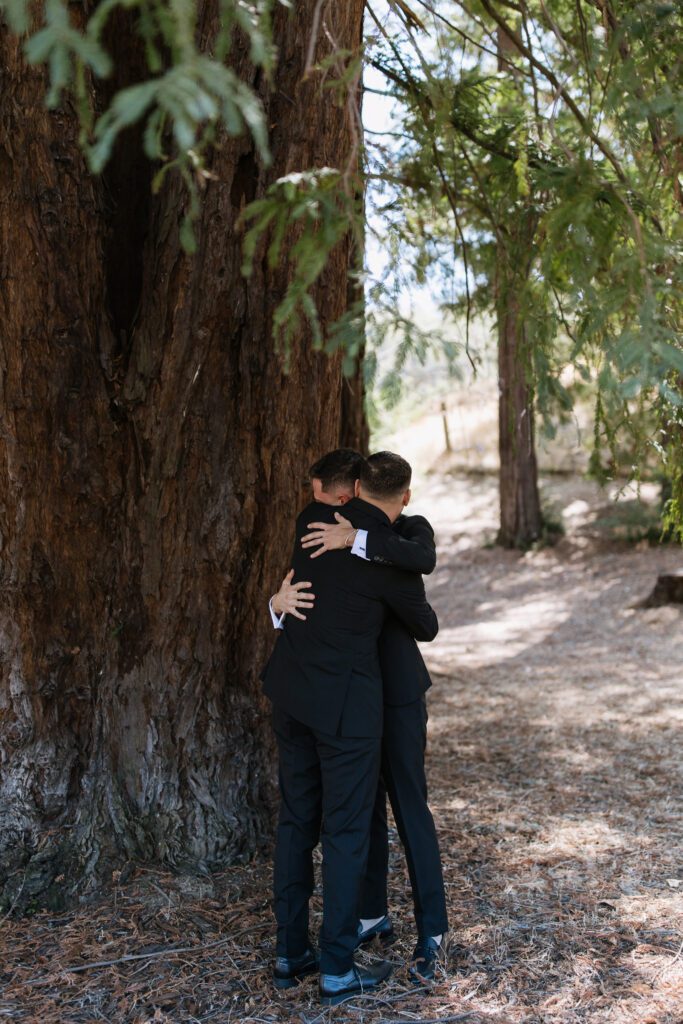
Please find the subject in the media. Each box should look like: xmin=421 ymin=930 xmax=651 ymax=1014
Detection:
xmin=1 ymin=471 xmax=682 ymax=1024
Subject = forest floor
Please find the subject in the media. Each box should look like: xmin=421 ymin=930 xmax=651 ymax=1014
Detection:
xmin=2 ymin=469 xmax=683 ymax=1024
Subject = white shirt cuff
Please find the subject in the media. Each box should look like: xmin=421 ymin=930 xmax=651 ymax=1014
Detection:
xmin=351 ymin=528 xmax=369 ymax=560
xmin=269 ymin=597 xmax=286 ymax=629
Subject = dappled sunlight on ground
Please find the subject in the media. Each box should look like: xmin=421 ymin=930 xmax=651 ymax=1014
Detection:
xmin=1 ymin=471 xmax=681 ymax=1022
xmin=408 ymin=473 xmax=683 ymax=1022
xmin=429 ymin=593 xmax=572 ymax=667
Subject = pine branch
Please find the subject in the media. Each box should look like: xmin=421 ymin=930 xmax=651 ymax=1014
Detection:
xmin=475 ymin=0 xmax=629 ymax=184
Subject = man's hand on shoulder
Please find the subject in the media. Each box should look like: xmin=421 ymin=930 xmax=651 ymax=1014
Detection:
xmin=271 ymin=569 xmax=316 ymax=620
xmin=301 ymin=513 xmax=358 ymax=558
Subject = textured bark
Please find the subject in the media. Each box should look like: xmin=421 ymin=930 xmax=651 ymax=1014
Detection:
xmin=0 ymin=1 xmax=365 ymax=910
xmin=339 ymin=362 xmax=369 ymax=453
xmin=495 ymin=219 xmax=542 ymax=549
xmin=639 ymin=571 xmax=683 ymax=607
xmin=339 ymin=269 xmax=369 ymax=454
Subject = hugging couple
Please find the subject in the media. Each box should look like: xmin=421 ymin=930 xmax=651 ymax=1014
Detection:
xmin=261 ymin=448 xmax=447 ymax=1006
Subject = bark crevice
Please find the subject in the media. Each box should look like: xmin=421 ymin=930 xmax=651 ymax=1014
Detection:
xmin=99 ymin=16 xmax=154 ymax=375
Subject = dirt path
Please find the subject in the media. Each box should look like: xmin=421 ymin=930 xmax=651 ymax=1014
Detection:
xmin=2 ymin=473 xmax=682 ymax=1023
xmin=416 ymin=471 xmax=683 ymax=1023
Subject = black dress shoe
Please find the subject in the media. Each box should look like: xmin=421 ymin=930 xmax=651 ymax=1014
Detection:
xmin=409 ymin=936 xmax=442 ymax=983
xmin=320 ymin=960 xmax=393 ymax=1005
xmin=273 ymin=947 xmax=319 ymax=989
xmin=356 ymin=914 xmax=396 ymax=948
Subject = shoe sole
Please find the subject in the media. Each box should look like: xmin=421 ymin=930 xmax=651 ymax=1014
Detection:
xmin=320 ymin=968 xmax=393 ymax=1005
xmin=274 ymin=976 xmax=299 ymax=990
xmin=320 ymin=983 xmax=384 ymax=1006
xmin=273 ymin=964 xmax=318 ymax=990
xmin=321 ymin=992 xmax=354 ymax=1006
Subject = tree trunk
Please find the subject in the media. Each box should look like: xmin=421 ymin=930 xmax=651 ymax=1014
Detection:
xmin=339 ymin=267 xmax=369 ymax=454
xmin=495 ymin=221 xmax=542 ymax=549
xmin=340 ymin=360 xmax=370 ymax=454
xmin=639 ymin=571 xmax=683 ymax=607
xmin=0 ymin=1 xmax=365 ymax=911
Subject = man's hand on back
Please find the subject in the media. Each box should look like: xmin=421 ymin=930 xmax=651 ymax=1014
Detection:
xmin=272 ymin=570 xmax=316 ymax=620
xmin=301 ymin=513 xmax=357 ymax=558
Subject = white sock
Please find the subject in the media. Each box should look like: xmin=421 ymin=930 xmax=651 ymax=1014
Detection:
xmin=360 ymin=916 xmax=385 ymax=931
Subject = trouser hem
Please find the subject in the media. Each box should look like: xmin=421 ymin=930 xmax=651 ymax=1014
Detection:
xmin=359 ymin=903 xmax=388 ymax=918
xmin=320 ymin=955 xmax=354 ymax=975
xmin=416 ymin=920 xmax=449 ymax=939
xmin=275 ymin=935 xmax=312 ymax=958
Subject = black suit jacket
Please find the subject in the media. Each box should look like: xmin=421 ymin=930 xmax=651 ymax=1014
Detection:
xmin=261 ymin=498 xmax=438 ymax=737
xmin=364 ymin=513 xmax=437 ymax=706
xmin=366 ymin=513 xmax=436 ymax=574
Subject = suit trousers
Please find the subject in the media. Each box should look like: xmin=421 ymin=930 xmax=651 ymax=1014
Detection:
xmin=272 ymin=704 xmax=381 ymax=974
xmin=360 ymin=697 xmax=448 ymax=938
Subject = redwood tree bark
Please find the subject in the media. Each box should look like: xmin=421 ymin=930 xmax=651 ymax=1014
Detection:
xmin=339 ymin=255 xmax=369 ymax=454
xmin=0 ymin=2 xmax=366 ymax=910
xmin=495 ymin=217 xmax=543 ymax=549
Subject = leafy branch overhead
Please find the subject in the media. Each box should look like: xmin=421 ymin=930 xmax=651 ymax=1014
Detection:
xmin=239 ymin=168 xmax=363 ymax=364
xmin=0 ymin=0 xmax=365 ymax=346
xmin=1 ymin=0 xmax=280 ymax=242
xmin=2 ymin=0 xmax=682 ymax=518
xmin=362 ymin=0 xmax=682 ymax=528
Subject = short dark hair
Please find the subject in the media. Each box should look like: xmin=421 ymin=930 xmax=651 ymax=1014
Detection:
xmin=309 ymin=448 xmax=363 ymax=492
xmin=360 ymin=451 xmax=412 ymax=499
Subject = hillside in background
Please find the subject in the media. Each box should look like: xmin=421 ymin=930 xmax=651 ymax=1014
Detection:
xmin=368 ymin=315 xmax=665 ymax=548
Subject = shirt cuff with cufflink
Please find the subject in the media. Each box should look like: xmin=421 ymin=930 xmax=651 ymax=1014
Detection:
xmin=269 ymin=597 xmax=286 ymax=630
xmin=351 ymin=528 xmax=369 ymax=560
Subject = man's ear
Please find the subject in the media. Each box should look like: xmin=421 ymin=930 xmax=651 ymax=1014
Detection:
xmin=354 ymin=479 xmax=361 ymax=497
xmin=338 ymin=493 xmax=350 ymax=505
xmin=402 ymin=488 xmax=411 ymax=508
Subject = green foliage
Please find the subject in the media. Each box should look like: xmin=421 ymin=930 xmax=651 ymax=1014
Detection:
xmin=0 ymin=0 xmax=281 ymax=245
xmin=0 ymin=0 xmax=26 ymax=32
xmin=239 ymin=168 xmax=362 ymax=360
xmin=25 ymin=0 xmax=113 ymax=108
xmin=0 ymin=0 xmax=366 ymax=355
xmin=3 ymin=0 xmax=682 ymax=467
xmin=592 ymin=500 xmax=665 ymax=545
xmin=324 ymin=296 xmax=366 ymax=377
xmin=660 ymin=400 xmax=683 ymax=542
xmin=90 ymin=59 xmax=269 ymax=174
xmin=363 ymin=0 xmax=682 ymax=533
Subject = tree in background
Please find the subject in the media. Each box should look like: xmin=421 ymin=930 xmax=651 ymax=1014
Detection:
xmin=0 ymin=0 xmax=365 ymax=908
xmin=364 ymin=0 xmax=682 ymax=545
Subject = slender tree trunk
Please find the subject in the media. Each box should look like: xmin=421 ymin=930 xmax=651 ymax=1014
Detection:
xmin=492 ymin=29 xmax=541 ymax=548
xmin=495 ymin=219 xmax=542 ymax=548
xmin=0 ymin=1 xmax=365 ymax=911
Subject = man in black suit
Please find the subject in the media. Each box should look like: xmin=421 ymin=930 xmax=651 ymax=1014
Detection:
xmin=298 ymin=452 xmax=448 ymax=980
xmin=262 ymin=452 xmax=439 ymax=1004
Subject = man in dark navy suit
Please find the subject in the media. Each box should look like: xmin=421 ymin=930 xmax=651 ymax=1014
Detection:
xmin=262 ymin=451 xmax=439 ymax=1004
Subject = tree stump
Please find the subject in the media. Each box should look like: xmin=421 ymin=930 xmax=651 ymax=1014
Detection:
xmin=639 ymin=570 xmax=683 ymax=607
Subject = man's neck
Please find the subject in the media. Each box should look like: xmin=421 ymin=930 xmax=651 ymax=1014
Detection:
xmin=356 ymin=491 xmax=402 ymax=524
